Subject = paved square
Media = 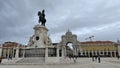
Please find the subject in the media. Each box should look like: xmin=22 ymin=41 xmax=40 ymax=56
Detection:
xmin=0 ymin=58 xmax=120 ymax=68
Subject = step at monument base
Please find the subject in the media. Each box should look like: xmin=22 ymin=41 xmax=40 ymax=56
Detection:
xmin=16 ymin=57 xmax=45 ymax=63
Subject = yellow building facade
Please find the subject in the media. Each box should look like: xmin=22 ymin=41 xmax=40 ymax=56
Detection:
xmin=79 ymin=41 xmax=118 ymax=57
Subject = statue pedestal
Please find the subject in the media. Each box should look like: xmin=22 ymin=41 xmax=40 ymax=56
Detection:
xmin=18 ymin=24 xmax=61 ymax=64
xmin=32 ymin=24 xmax=48 ymax=48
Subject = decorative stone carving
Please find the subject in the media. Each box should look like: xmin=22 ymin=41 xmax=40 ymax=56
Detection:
xmin=28 ymin=24 xmax=52 ymax=48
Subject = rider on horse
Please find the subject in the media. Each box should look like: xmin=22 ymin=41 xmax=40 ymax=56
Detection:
xmin=38 ymin=9 xmax=46 ymax=26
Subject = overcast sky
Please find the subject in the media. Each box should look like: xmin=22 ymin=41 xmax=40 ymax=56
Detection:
xmin=0 ymin=0 xmax=120 ymax=44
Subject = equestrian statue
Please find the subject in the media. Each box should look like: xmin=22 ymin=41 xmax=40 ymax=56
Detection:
xmin=38 ymin=9 xmax=46 ymax=26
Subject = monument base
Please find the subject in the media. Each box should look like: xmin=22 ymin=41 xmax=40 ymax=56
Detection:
xmin=45 ymin=57 xmax=60 ymax=64
xmin=16 ymin=23 xmax=61 ymax=64
xmin=17 ymin=45 xmax=61 ymax=64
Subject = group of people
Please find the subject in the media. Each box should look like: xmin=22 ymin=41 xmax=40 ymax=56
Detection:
xmin=68 ymin=55 xmax=101 ymax=63
xmin=92 ymin=55 xmax=101 ymax=63
xmin=68 ymin=55 xmax=78 ymax=63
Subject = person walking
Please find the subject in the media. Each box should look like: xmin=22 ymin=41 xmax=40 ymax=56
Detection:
xmin=98 ymin=55 xmax=101 ymax=63
xmin=92 ymin=56 xmax=94 ymax=62
xmin=95 ymin=56 xmax=97 ymax=61
xmin=0 ymin=57 xmax=2 ymax=64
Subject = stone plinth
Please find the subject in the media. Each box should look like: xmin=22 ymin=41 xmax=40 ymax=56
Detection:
xmin=32 ymin=24 xmax=48 ymax=48
xmin=15 ymin=24 xmax=61 ymax=64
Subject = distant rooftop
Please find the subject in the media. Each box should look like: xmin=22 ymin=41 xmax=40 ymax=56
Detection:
xmin=80 ymin=41 xmax=114 ymax=44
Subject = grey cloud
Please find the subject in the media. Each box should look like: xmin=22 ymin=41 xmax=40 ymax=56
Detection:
xmin=0 ymin=0 xmax=120 ymax=44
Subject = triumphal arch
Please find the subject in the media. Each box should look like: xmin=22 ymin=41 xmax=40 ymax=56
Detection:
xmin=59 ymin=30 xmax=80 ymax=57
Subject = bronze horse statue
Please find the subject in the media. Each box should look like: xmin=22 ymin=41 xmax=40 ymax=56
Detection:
xmin=38 ymin=10 xmax=46 ymax=26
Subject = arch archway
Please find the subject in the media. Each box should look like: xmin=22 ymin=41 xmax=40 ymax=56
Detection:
xmin=66 ymin=42 xmax=73 ymax=56
xmin=60 ymin=30 xmax=80 ymax=57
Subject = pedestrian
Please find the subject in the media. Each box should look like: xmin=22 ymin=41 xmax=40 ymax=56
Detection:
xmin=98 ymin=55 xmax=101 ymax=63
xmin=92 ymin=56 xmax=94 ymax=62
xmin=95 ymin=56 xmax=97 ymax=61
xmin=117 ymin=55 xmax=119 ymax=59
xmin=10 ymin=55 xmax=12 ymax=60
xmin=0 ymin=57 xmax=2 ymax=64
xmin=69 ymin=55 xmax=71 ymax=60
xmin=75 ymin=55 xmax=77 ymax=59
xmin=73 ymin=57 xmax=76 ymax=63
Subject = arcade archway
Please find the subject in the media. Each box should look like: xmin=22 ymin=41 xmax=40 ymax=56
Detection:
xmin=60 ymin=30 xmax=80 ymax=57
xmin=66 ymin=42 xmax=73 ymax=56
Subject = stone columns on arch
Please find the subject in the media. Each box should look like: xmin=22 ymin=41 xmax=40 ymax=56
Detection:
xmin=15 ymin=46 xmax=19 ymax=59
xmin=57 ymin=45 xmax=59 ymax=57
xmin=22 ymin=46 xmax=26 ymax=58
xmin=64 ymin=46 xmax=66 ymax=57
xmin=62 ymin=45 xmax=66 ymax=58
